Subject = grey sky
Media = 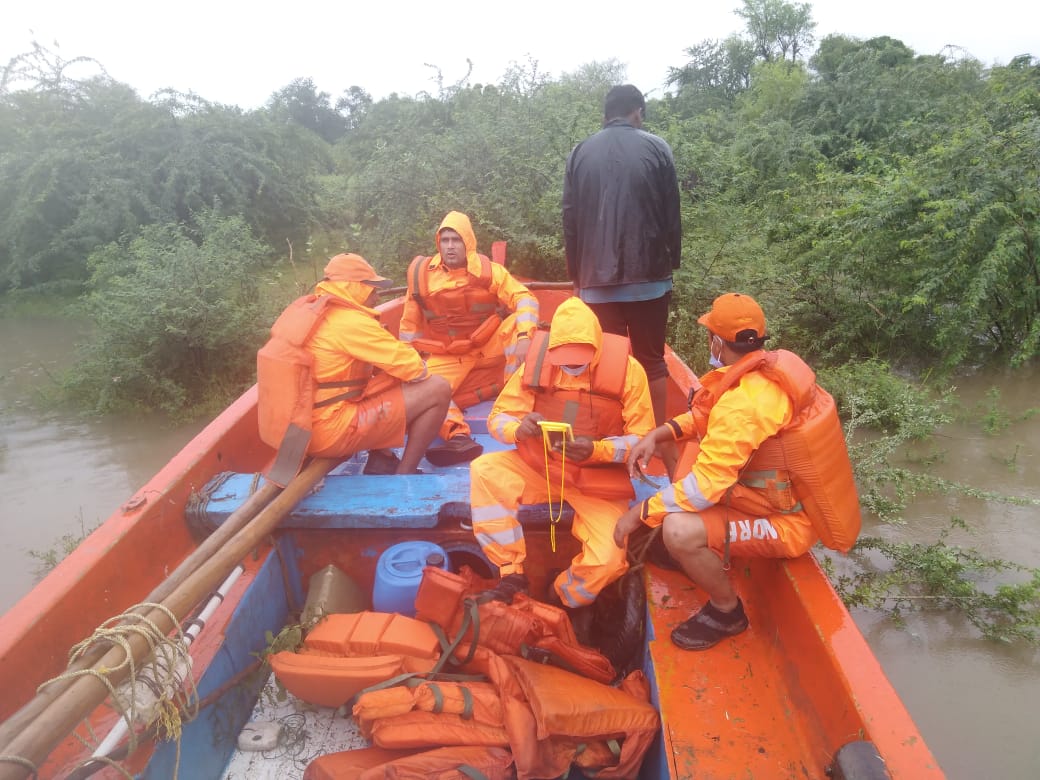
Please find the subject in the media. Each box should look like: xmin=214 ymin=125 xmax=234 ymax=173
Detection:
xmin=2 ymin=0 xmax=1035 ymax=108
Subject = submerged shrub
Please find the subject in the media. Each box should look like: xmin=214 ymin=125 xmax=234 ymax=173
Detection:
xmin=63 ymin=213 xmax=274 ymax=416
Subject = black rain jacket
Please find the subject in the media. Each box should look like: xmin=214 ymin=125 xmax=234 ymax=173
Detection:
xmin=562 ymin=120 xmax=681 ymax=289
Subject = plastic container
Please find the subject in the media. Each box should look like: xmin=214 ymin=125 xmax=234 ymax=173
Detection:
xmin=301 ymin=564 xmax=369 ymax=624
xmin=372 ymin=541 xmax=450 ymax=616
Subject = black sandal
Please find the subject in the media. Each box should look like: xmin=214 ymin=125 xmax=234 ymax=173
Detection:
xmin=670 ymin=599 xmax=749 ymax=651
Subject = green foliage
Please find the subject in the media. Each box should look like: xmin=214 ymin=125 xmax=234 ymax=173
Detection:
xmin=1 ymin=45 xmax=329 ymax=293
xmin=63 ymin=213 xmax=274 ymax=415
xmin=817 ymin=360 xmax=952 ymax=522
xmin=835 ymin=526 xmax=1040 ymax=643
xmin=27 ymin=512 xmax=98 ymax=581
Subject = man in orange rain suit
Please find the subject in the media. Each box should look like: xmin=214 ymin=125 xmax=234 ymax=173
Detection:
xmin=469 ymin=297 xmax=655 ymax=611
xmin=399 ymin=211 xmax=540 ymax=467
xmin=259 ymin=253 xmax=451 ymax=475
xmin=614 ymin=292 xmax=858 ymax=651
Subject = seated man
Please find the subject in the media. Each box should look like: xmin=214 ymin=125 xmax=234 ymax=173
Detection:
xmin=400 ymin=210 xmax=540 ymax=466
xmin=469 ymin=297 xmax=655 ymax=613
xmin=257 ymin=253 xmax=451 ymax=479
xmin=614 ymin=292 xmax=860 ymax=651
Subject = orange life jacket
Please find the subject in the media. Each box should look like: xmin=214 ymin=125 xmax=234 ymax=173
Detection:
xmin=406 ymin=254 xmax=503 ymax=354
xmin=268 ymin=611 xmax=441 ymax=708
xmin=414 ymin=566 xmax=616 ymax=684
xmin=305 ymin=745 xmax=514 ymax=780
xmin=516 ymin=330 xmax=634 ymax=501
xmin=256 ymin=293 xmax=375 ymax=483
xmin=691 ymin=349 xmax=862 ymax=552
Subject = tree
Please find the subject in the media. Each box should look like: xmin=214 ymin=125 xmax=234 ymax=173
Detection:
xmin=735 ymin=0 xmax=816 ymax=63
xmin=667 ymin=36 xmax=757 ymax=111
xmin=267 ymin=77 xmax=349 ymax=143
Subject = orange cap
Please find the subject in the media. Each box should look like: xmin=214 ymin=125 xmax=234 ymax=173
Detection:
xmin=697 ymin=293 xmax=766 ymax=341
xmin=548 ymin=342 xmax=596 ymax=366
xmin=323 ymin=253 xmax=392 ymax=288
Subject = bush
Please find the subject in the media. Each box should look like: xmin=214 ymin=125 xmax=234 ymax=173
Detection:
xmin=63 ymin=213 xmax=274 ymax=416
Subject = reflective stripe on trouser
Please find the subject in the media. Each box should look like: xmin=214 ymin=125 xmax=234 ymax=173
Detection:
xmin=469 ymin=449 xmax=631 ymax=607
xmin=426 ymin=313 xmax=527 ymax=441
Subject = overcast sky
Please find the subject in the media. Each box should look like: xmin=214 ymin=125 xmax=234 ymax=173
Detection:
xmin=2 ymin=1 xmax=1036 ymax=109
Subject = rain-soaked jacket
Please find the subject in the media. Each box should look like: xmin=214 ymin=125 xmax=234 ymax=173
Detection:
xmin=488 ymin=299 xmax=654 ymax=476
xmin=642 ymin=349 xmax=861 ymax=552
xmin=562 ymin=120 xmax=681 ymax=289
xmin=400 ymin=211 xmax=539 ymax=353
xmin=262 ymin=278 xmax=428 ymax=458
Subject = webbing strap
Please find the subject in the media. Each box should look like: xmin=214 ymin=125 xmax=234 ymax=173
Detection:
xmin=431 ymin=598 xmax=482 ymax=670
xmin=313 ymin=377 xmax=367 ymax=408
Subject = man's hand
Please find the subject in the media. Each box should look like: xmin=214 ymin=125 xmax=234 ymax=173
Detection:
xmin=553 ymin=434 xmax=594 ymax=462
xmin=515 ymin=412 xmax=545 ymax=441
xmin=613 ymin=503 xmax=644 ymax=548
xmin=627 ymin=431 xmax=659 ymax=478
xmin=515 ymin=335 xmax=532 ymax=365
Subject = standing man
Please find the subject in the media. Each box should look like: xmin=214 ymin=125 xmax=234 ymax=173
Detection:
xmin=469 ymin=297 xmax=655 ymax=613
xmin=562 ymin=84 xmax=682 ymax=434
xmin=613 ymin=293 xmax=861 ymax=651
xmin=400 ymin=211 xmax=540 ymax=466
xmin=257 ymin=253 xmax=451 ymax=479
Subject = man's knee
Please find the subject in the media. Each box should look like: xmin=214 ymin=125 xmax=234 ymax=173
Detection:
xmin=662 ymin=513 xmax=708 ymax=554
xmin=411 ymin=374 xmax=450 ymax=407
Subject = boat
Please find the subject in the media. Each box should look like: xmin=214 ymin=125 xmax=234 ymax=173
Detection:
xmin=0 ymin=274 xmax=945 ymax=779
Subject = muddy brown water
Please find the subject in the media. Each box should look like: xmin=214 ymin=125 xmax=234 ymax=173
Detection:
xmin=1 ymin=314 xmax=1037 ymax=777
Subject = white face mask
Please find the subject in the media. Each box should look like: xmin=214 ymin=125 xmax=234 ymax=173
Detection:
xmin=708 ymin=335 xmax=724 ymax=369
xmin=559 ymin=364 xmax=589 ymax=376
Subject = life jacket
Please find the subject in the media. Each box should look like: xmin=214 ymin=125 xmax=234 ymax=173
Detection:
xmin=305 ymin=745 xmax=514 ymax=780
xmin=691 ymin=349 xmax=862 ymax=552
xmin=268 ymin=611 xmax=441 ymax=708
xmin=256 ymin=293 xmax=375 ymax=484
xmin=515 ymin=330 xmax=634 ymax=501
xmin=414 ymin=566 xmax=616 ymax=684
xmin=407 ymin=253 xmax=503 ymax=355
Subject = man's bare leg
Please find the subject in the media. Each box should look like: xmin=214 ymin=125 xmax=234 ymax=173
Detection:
xmin=662 ymin=512 xmax=738 ymax=610
xmin=398 ymin=375 xmax=451 ymax=473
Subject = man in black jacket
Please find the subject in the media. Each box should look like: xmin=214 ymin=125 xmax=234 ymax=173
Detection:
xmin=562 ymin=84 xmax=682 ymax=440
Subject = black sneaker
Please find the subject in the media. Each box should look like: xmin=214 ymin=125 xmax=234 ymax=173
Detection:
xmin=425 ymin=435 xmax=483 ymax=467
xmin=362 ymin=449 xmax=401 ymax=475
xmin=670 ymin=599 xmax=749 ymax=651
xmin=480 ymin=573 xmax=529 ymax=604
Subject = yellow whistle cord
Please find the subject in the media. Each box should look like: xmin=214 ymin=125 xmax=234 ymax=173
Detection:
xmin=542 ymin=432 xmax=567 ymax=553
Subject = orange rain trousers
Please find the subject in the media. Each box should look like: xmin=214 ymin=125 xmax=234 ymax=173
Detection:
xmin=425 ymin=312 xmax=528 ymax=441
xmin=470 ymin=449 xmax=630 ymax=608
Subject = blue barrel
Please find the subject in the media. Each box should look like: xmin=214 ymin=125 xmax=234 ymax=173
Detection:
xmin=372 ymin=541 xmax=450 ymax=616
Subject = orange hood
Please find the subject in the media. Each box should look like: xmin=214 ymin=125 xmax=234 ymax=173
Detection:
xmin=547 ymin=298 xmax=604 ymax=364
xmin=314 ymin=279 xmax=379 ymax=315
xmin=435 ymin=211 xmax=481 ymax=271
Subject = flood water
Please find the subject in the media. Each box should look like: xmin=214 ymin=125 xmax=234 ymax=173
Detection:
xmin=1 ymin=314 xmax=1037 ymax=778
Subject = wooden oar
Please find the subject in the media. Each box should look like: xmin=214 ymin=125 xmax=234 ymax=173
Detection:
xmin=0 ymin=456 xmax=337 ymax=780
xmin=0 ymin=475 xmax=281 ymax=753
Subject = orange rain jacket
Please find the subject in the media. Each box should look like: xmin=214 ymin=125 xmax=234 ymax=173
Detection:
xmin=399 ymin=211 xmax=539 ymax=354
xmin=487 ymin=300 xmax=654 ymax=468
xmin=306 ymin=279 xmax=428 ymax=453
xmin=641 ymin=348 xmax=861 ymax=551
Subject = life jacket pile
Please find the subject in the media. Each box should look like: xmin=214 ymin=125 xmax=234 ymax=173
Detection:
xmin=690 ymin=349 xmax=862 ymax=552
xmin=275 ymin=566 xmax=660 ymax=779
